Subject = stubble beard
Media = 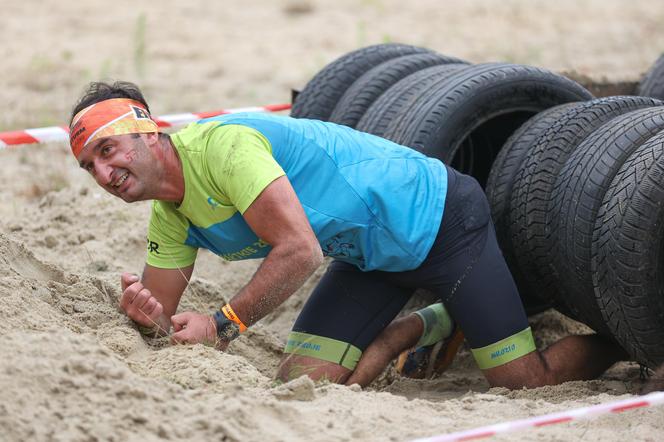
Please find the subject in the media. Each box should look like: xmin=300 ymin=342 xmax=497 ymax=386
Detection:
xmin=121 ymin=138 xmax=159 ymax=202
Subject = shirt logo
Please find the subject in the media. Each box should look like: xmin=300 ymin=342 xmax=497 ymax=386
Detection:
xmin=147 ymin=238 xmax=160 ymax=254
xmin=207 ymin=197 xmax=220 ymax=209
xmin=323 ymin=235 xmax=355 ymax=257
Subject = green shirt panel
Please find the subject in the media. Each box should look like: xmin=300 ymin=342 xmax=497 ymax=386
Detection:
xmin=146 ymin=201 xmax=198 ymax=269
xmin=145 ymin=122 xmax=285 ymax=269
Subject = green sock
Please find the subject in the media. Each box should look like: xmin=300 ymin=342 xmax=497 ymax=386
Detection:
xmin=414 ymin=302 xmax=454 ymax=347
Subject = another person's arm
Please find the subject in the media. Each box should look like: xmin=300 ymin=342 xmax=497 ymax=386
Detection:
xmin=120 ymin=263 xmax=193 ymax=336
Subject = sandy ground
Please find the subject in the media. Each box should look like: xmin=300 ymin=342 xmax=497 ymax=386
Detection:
xmin=2 ymin=1 xmax=664 ymax=441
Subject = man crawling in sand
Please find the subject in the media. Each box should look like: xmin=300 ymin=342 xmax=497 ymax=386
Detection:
xmin=69 ymin=81 xmax=627 ymax=390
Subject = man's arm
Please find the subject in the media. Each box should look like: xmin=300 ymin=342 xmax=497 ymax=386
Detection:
xmin=171 ymin=175 xmax=323 ymax=344
xmin=230 ymin=175 xmax=324 ymax=325
xmin=120 ymin=263 xmax=193 ymax=335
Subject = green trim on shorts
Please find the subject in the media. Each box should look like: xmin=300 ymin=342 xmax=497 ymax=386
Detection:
xmin=284 ymin=331 xmax=362 ymax=371
xmin=471 ymin=327 xmax=536 ymax=370
xmin=414 ymin=302 xmax=454 ymax=347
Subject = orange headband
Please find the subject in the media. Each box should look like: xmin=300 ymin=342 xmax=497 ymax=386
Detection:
xmin=69 ymin=98 xmax=159 ymax=158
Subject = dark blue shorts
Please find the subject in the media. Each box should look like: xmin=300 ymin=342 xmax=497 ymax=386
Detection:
xmin=284 ymin=166 xmax=530 ymax=370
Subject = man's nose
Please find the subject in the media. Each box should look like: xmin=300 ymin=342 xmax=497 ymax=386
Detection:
xmin=93 ymin=162 xmax=114 ymax=186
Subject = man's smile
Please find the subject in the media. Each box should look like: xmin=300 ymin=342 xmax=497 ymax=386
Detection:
xmin=113 ymin=171 xmax=129 ymax=188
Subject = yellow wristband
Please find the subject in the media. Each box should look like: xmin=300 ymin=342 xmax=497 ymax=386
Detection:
xmin=221 ymin=303 xmax=248 ymax=332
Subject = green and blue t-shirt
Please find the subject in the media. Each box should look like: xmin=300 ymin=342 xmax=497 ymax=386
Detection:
xmin=146 ymin=113 xmax=447 ymax=272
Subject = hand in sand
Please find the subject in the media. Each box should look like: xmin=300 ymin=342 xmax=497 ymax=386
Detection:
xmin=171 ymin=312 xmax=226 ymax=349
xmin=120 ymin=272 xmax=164 ymax=328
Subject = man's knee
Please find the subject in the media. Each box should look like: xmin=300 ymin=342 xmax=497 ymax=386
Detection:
xmin=482 ymin=351 xmax=553 ymax=389
xmin=276 ymin=354 xmax=352 ymax=384
xmin=469 ymin=326 xmax=542 ymax=388
xmin=278 ymin=330 xmax=361 ymax=383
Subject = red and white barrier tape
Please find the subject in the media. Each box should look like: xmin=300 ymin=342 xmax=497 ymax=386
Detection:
xmin=411 ymin=391 xmax=664 ymax=442
xmin=0 ymin=103 xmax=291 ymax=149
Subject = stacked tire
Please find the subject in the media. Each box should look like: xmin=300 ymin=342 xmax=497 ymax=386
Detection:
xmin=292 ymin=43 xmax=664 ymax=369
xmin=486 ymin=97 xmax=664 ymax=368
xmin=638 ymin=54 xmax=664 ymax=100
xmin=291 ymin=43 xmax=465 ymax=122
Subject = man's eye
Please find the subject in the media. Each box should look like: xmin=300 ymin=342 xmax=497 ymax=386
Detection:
xmin=101 ymin=145 xmax=112 ymax=155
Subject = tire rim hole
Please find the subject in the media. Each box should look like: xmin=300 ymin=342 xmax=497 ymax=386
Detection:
xmin=451 ymin=111 xmax=534 ymax=188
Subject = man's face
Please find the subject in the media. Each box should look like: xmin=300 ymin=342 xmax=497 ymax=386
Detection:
xmin=77 ymin=133 xmax=159 ymax=202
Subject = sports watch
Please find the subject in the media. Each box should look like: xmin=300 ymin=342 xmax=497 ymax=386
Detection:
xmin=213 ymin=310 xmax=241 ymax=341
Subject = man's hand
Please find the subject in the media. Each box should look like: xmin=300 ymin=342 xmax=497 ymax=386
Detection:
xmin=170 ymin=312 xmax=227 ymax=349
xmin=120 ymin=272 xmax=164 ymax=329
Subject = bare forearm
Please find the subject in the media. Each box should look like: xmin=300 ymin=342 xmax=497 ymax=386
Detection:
xmin=230 ymin=244 xmax=323 ymax=327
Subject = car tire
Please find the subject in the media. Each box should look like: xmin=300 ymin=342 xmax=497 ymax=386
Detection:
xmin=549 ymin=106 xmax=664 ymax=334
xmin=329 ymin=52 xmax=466 ymax=128
xmin=485 ymin=103 xmax=579 ymax=312
xmin=509 ymin=97 xmax=662 ymax=306
xmin=638 ymin=54 xmax=664 ymax=100
xmin=382 ymin=63 xmax=593 ymax=186
xmin=291 ymin=43 xmax=434 ymax=121
xmin=593 ymin=130 xmax=664 ymax=367
xmin=356 ymin=63 xmax=470 ymax=138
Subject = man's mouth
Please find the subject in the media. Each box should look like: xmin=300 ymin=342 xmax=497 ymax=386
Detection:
xmin=113 ymin=172 xmax=129 ymax=189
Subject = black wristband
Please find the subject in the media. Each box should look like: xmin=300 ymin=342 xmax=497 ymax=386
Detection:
xmin=213 ymin=311 xmax=240 ymax=341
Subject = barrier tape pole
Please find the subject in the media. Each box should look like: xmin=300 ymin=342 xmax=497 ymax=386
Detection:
xmin=411 ymin=391 xmax=664 ymax=442
xmin=0 ymin=103 xmax=291 ymax=149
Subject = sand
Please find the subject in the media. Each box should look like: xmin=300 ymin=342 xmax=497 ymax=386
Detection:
xmin=1 ymin=1 xmax=664 ymax=441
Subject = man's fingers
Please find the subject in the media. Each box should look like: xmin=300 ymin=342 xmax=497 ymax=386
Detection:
xmin=119 ymin=281 xmax=144 ymax=311
xmin=118 ymin=275 xmax=164 ymax=330
xmin=121 ymin=286 xmax=157 ymax=326
xmin=139 ymin=297 xmax=159 ymax=318
xmin=170 ymin=329 xmax=191 ymax=345
xmin=121 ymin=272 xmax=140 ymax=291
xmin=131 ymin=288 xmax=152 ymax=310
xmin=170 ymin=312 xmax=191 ymax=332
xmin=169 ymin=313 xmax=215 ymax=347
xmin=152 ymin=303 xmax=164 ymax=322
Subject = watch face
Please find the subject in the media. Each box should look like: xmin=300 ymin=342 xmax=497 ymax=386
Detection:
xmin=219 ymin=322 xmax=240 ymax=341
xmin=214 ymin=311 xmax=241 ymax=341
